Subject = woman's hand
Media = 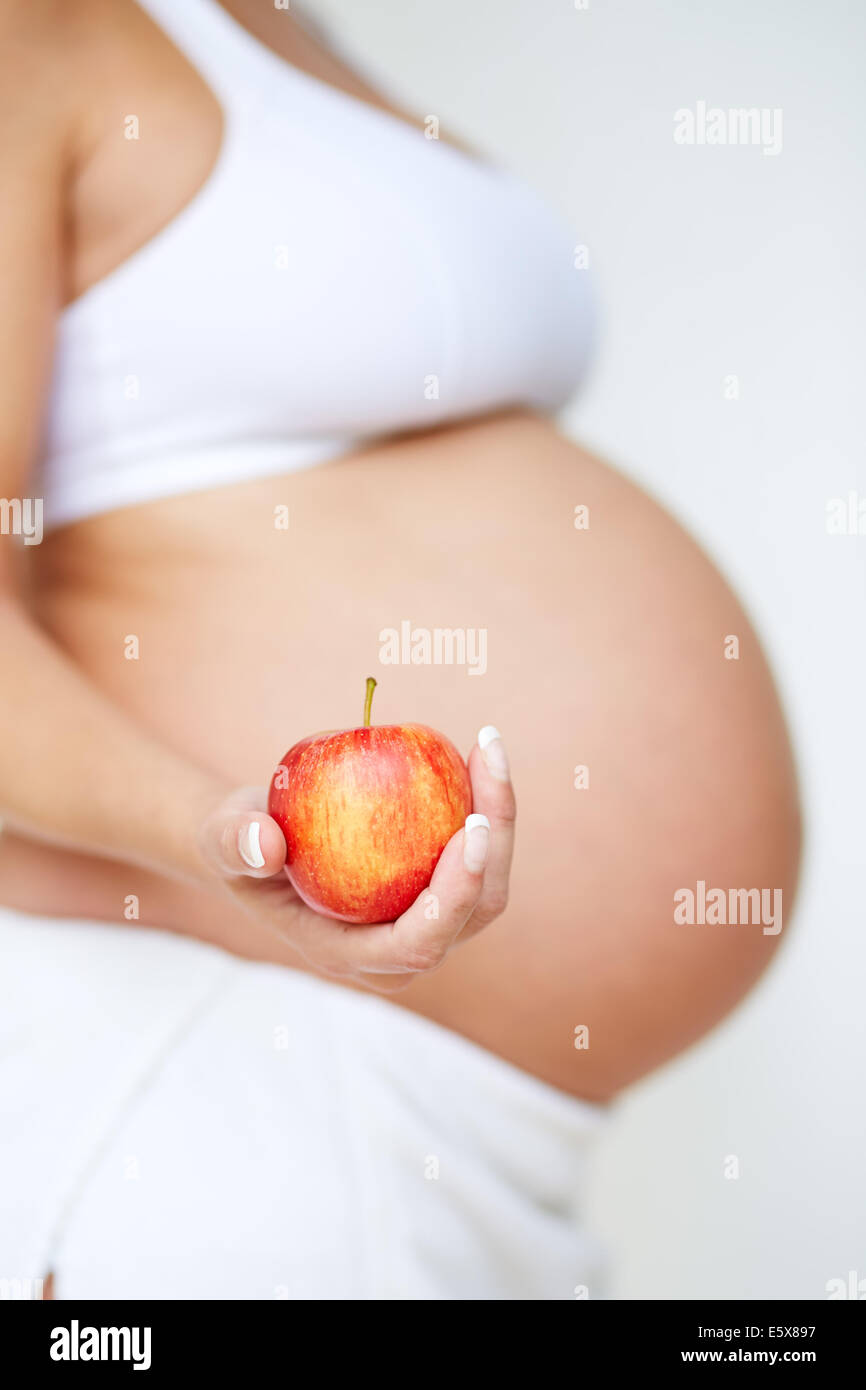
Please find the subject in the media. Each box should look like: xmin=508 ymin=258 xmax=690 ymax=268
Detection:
xmin=197 ymin=729 xmax=515 ymax=993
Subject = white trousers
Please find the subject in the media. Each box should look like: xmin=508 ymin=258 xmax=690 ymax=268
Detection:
xmin=0 ymin=908 xmax=607 ymax=1300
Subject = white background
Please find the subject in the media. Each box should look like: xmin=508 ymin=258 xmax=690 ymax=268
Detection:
xmin=320 ymin=0 xmax=865 ymax=1298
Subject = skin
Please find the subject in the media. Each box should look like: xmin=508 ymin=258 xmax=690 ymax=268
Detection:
xmin=0 ymin=0 xmax=800 ymax=1147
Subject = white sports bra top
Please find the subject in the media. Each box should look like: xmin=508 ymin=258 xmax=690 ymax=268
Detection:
xmin=36 ymin=0 xmax=595 ymax=531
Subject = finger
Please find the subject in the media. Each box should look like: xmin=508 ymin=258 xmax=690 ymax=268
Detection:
xmin=201 ymin=806 xmax=287 ymax=879
xmin=269 ymin=813 xmax=489 ymax=983
xmin=458 ymin=726 xmax=516 ymax=938
xmin=354 ymin=813 xmax=490 ymax=977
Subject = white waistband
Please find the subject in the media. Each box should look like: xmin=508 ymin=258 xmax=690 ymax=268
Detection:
xmin=40 ymin=437 xmax=354 ymax=531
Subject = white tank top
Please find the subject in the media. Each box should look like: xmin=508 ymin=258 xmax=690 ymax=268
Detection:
xmin=36 ymin=0 xmax=595 ymax=530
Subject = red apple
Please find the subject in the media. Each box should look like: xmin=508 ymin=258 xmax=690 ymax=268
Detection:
xmin=268 ymin=678 xmax=472 ymax=924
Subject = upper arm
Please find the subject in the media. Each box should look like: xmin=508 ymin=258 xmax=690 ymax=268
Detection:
xmin=0 ymin=1 xmax=73 ymax=583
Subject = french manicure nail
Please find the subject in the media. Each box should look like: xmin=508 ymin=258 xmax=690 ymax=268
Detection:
xmin=477 ymin=726 xmax=510 ymax=782
xmin=464 ymin=812 xmax=490 ymax=873
xmin=239 ymin=821 xmax=265 ymax=869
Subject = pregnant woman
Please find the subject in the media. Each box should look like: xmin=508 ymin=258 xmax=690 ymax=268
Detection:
xmin=0 ymin=0 xmax=799 ymax=1300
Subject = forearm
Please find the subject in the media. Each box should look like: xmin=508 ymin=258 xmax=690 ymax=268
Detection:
xmin=0 ymin=830 xmax=302 ymax=971
xmin=0 ymin=596 xmax=229 ymax=881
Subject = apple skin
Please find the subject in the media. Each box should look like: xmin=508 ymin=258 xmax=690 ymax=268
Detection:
xmin=268 ymin=723 xmax=472 ymax=924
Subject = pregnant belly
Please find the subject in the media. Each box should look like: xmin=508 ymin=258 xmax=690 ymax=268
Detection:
xmin=15 ymin=412 xmax=800 ymax=1098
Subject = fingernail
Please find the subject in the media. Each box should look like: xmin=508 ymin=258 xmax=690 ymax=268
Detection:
xmin=478 ymin=726 xmax=510 ymax=782
xmin=463 ymin=813 xmax=490 ymax=873
xmin=239 ymin=821 xmax=265 ymax=869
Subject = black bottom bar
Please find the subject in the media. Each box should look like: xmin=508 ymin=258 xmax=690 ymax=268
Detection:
xmin=5 ymin=1297 xmax=864 ymax=1375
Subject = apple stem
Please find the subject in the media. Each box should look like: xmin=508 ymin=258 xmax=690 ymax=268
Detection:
xmin=363 ymin=676 xmax=377 ymax=728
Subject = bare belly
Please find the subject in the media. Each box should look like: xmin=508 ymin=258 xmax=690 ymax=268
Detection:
xmin=8 ymin=412 xmax=800 ymax=1098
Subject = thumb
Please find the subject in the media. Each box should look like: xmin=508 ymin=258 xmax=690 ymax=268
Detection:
xmin=199 ymin=803 xmax=287 ymax=880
